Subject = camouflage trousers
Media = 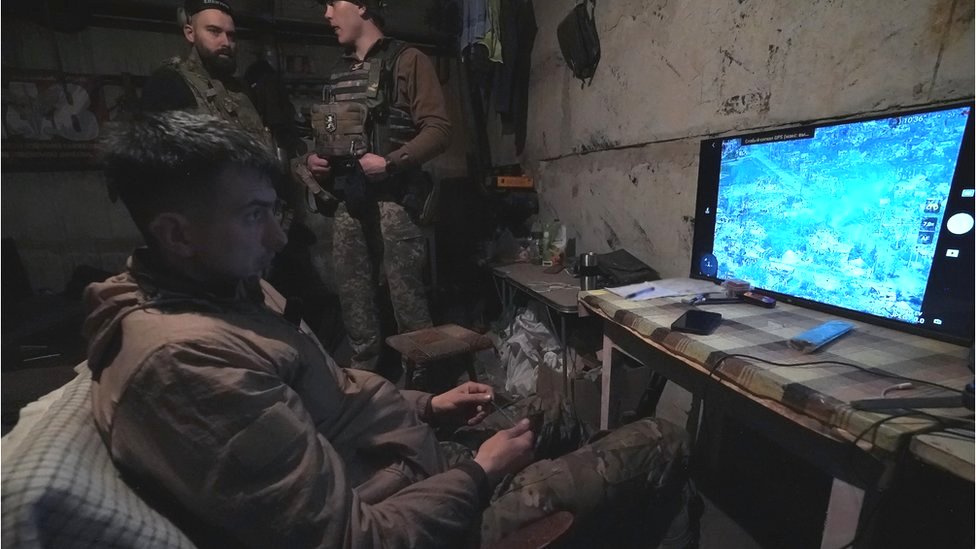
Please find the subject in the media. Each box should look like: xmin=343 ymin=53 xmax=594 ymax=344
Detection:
xmin=333 ymin=201 xmax=431 ymax=371
xmin=440 ymin=398 xmax=689 ymax=547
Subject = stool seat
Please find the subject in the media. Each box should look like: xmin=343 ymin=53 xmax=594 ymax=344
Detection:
xmin=386 ymin=324 xmax=493 ymax=364
xmin=387 ymin=324 xmax=493 ymax=390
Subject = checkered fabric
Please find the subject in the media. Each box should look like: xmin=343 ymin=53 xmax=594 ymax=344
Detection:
xmin=1 ymin=366 xmax=196 ymax=549
xmin=386 ymin=324 xmax=493 ymax=364
xmin=581 ymin=289 xmax=972 ymax=455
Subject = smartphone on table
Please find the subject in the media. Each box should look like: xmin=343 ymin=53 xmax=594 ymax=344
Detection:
xmin=671 ymin=310 xmax=723 ymax=335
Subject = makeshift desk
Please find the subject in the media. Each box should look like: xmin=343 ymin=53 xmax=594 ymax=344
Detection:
xmin=579 ymin=287 xmax=973 ymax=545
xmin=909 ymin=432 xmax=974 ymax=482
xmin=492 ymin=263 xmax=580 ymax=395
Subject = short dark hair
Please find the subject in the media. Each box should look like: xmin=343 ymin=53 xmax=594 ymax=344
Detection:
xmin=103 ymin=111 xmax=279 ymax=246
xmin=322 ymin=0 xmax=386 ymax=29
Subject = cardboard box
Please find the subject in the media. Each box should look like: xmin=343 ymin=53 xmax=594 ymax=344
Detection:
xmin=493 ymin=175 xmax=534 ymax=189
xmin=535 ymin=360 xmax=564 ymax=408
xmin=536 ymin=357 xmax=604 ymax=431
xmin=606 ymin=355 xmax=653 ymax=426
xmin=536 ymin=353 xmax=652 ymax=430
xmin=572 ymin=374 xmax=602 ymax=431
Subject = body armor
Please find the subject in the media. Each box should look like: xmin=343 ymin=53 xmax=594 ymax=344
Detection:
xmin=168 ymin=48 xmax=274 ymax=151
xmin=309 ymin=39 xmax=433 ymax=223
xmin=318 ymin=38 xmax=418 ymax=158
xmin=170 ymin=49 xmax=295 ymax=229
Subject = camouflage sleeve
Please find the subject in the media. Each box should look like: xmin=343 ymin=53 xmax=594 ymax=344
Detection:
xmin=387 ymin=48 xmax=452 ymax=170
xmin=111 ymin=344 xmax=485 ymax=549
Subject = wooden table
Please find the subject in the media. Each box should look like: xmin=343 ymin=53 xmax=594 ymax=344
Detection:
xmin=909 ymin=432 xmax=974 ymax=482
xmin=579 ymin=285 xmax=973 ymax=547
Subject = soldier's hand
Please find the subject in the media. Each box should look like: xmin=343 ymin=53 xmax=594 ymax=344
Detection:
xmin=306 ymin=153 xmax=331 ymax=180
xmin=431 ymin=382 xmax=494 ymax=426
xmin=359 ymin=153 xmax=389 ymax=181
xmin=474 ymin=419 xmax=535 ymax=485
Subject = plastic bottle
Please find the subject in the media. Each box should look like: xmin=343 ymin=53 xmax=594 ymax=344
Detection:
xmin=550 ymin=219 xmax=567 ymax=264
xmin=541 ymin=222 xmax=553 ymax=265
xmin=530 ymin=220 xmax=543 ymax=264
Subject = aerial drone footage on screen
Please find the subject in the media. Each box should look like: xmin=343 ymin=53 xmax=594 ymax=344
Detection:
xmin=693 ymin=103 xmax=974 ymax=342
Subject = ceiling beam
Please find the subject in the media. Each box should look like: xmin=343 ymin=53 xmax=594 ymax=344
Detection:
xmin=4 ymin=0 xmax=454 ymax=53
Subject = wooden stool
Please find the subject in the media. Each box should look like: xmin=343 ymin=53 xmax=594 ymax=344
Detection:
xmin=386 ymin=324 xmax=493 ymax=390
xmin=484 ymin=511 xmax=575 ymax=549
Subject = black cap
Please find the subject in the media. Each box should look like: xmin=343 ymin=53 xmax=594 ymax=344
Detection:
xmin=184 ymin=0 xmax=233 ymax=17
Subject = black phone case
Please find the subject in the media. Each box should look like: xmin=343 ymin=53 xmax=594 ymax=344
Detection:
xmin=671 ymin=310 xmax=723 ymax=335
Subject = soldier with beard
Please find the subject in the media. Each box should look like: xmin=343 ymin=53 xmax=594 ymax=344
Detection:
xmin=141 ymin=0 xmax=330 ymax=324
xmin=141 ymin=0 xmax=272 ymax=151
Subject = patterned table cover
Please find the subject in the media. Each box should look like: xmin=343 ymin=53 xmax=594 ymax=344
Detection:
xmin=581 ymin=289 xmax=973 ymax=459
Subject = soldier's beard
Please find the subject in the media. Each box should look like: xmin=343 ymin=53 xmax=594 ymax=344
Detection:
xmin=198 ymin=45 xmax=237 ymax=77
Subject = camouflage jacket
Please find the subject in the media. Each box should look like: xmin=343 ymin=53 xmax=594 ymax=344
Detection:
xmin=83 ymin=249 xmax=486 ymax=549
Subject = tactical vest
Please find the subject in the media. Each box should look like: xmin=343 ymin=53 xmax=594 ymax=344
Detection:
xmin=323 ymin=39 xmax=418 ymax=157
xmin=168 ymin=49 xmax=274 ymax=151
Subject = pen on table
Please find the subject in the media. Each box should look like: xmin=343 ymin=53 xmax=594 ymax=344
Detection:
xmin=625 ymin=286 xmax=656 ymax=299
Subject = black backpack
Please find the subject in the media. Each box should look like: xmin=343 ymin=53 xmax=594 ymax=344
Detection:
xmin=557 ymin=0 xmax=600 ymax=85
xmin=596 ymin=249 xmax=661 ymax=286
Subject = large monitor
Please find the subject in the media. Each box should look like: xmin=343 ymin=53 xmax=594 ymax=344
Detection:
xmin=692 ymin=102 xmax=974 ymax=344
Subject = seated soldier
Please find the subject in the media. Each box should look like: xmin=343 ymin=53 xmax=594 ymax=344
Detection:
xmin=87 ymin=111 xmax=689 ymax=548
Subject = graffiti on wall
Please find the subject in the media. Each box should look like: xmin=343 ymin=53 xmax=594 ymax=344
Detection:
xmin=2 ymin=70 xmax=140 ymax=171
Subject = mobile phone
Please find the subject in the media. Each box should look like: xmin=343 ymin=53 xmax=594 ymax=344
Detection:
xmin=671 ymin=310 xmax=723 ymax=335
xmin=526 ymin=411 xmax=545 ymax=433
xmin=742 ymin=291 xmax=776 ymax=308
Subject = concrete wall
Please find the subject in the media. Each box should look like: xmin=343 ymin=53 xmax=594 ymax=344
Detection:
xmin=2 ymin=25 xmax=183 ymax=292
xmin=2 ymin=19 xmax=467 ymax=292
xmin=520 ymin=0 xmax=974 ymax=277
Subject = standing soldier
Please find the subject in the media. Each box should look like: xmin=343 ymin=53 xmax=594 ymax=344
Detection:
xmin=295 ymin=0 xmax=452 ymax=374
xmin=142 ymin=0 xmax=318 ymax=306
xmin=141 ymin=0 xmax=273 ymax=152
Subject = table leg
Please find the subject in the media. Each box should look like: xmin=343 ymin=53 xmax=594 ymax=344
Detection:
xmin=506 ymin=283 xmax=514 ymax=312
xmin=499 ymin=281 xmax=515 ymax=335
xmin=561 ymin=314 xmax=569 ymax=399
xmin=492 ymin=275 xmax=504 ymax=307
xmin=600 ymin=334 xmax=616 ymax=430
xmin=820 ymin=479 xmax=864 ymax=549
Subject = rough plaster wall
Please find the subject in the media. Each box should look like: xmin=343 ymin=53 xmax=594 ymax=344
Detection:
xmin=523 ymin=0 xmax=974 ymax=277
xmin=1 ymin=172 xmax=140 ymax=292
xmin=1 ymin=24 xmax=186 ymax=291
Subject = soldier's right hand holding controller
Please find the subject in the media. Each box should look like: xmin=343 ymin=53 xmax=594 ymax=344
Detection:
xmin=474 ymin=418 xmax=536 ymax=485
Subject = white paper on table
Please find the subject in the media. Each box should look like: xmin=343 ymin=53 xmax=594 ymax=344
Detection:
xmin=607 ymin=277 xmax=722 ymax=301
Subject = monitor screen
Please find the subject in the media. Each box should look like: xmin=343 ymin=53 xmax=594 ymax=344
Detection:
xmin=692 ymin=102 xmax=974 ymax=344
